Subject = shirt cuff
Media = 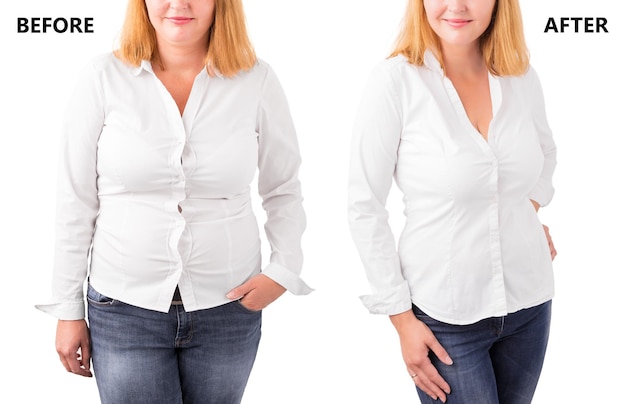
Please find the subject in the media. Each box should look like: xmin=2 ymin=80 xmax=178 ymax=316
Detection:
xmin=35 ymin=300 xmax=85 ymax=320
xmin=360 ymin=281 xmax=413 ymax=315
xmin=262 ymin=262 xmax=313 ymax=296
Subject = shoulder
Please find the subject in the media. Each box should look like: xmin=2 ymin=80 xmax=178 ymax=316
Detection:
xmin=237 ymin=58 xmax=286 ymax=95
xmin=363 ymin=55 xmax=432 ymax=98
xmin=524 ymin=65 xmax=543 ymax=88
xmin=221 ymin=58 xmax=278 ymax=92
xmin=499 ymin=65 xmax=544 ymax=99
xmin=379 ymin=54 xmax=412 ymax=70
xmin=253 ymin=57 xmax=271 ymax=72
xmin=77 ymin=52 xmax=136 ymax=81
xmin=370 ymin=55 xmax=414 ymax=81
xmin=84 ymin=52 xmax=125 ymax=71
xmin=369 ymin=55 xmax=436 ymax=86
xmin=233 ymin=57 xmax=273 ymax=81
xmin=89 ymin=52 xmax=116 ymax=66
xmin=503 ymin=64 xmax=541 ymax=86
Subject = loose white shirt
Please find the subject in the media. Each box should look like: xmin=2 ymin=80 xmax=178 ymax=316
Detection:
xmin=348 ymin=52 xmax=556 ymax=325
xmin=37 ymin=53 xmax=311 ymax=320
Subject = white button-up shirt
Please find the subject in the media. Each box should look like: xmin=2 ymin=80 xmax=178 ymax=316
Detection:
xmin=348 ymin=52 xmax=556 ymax=325
xmin=37 ymin=53 xmax=311 ymax=320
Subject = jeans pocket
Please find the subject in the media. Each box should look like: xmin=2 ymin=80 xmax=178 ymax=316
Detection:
xmin=86 ymin=284 xmax=116 ymax=306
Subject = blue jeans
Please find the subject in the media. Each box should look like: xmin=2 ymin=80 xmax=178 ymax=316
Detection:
xmin=87 ymin=284 xmax=261 ymax=404
xmin=413 ymin=301 xmax=551 ymax=404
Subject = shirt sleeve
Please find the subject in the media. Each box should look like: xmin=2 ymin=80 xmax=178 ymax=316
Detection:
xmin=526 ymin=67 xmax=557 ymax=207
xmin=256 ymin=65 xmax=312 ymax=295
xmin=35 ymin=62 xmax=104 ymax=320
xmin=348 ymin=63 xmax=412 ymax=315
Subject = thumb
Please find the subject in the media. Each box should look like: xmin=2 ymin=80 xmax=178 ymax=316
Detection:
xmin=226 ymin=281 xmax=252 ymax=300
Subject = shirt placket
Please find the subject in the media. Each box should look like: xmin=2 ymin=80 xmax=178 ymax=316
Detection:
xmin=150 ymin=71 xmax=188 ymax=307
xmin=486 ymin=76 xmax=507 ymax=314
xmin=487 ymin=155 xmax=507 ymax=313
xmin=444 ymin=73 xmax=508 ymax=315
xmin=175 ymin=72 xmax=208 ymax=308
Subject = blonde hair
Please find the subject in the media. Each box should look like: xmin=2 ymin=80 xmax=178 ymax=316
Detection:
xmin=116 ymin=0 xmax=256 ymax=77
xmin=390 ymin=0 xmax=529 ymax=76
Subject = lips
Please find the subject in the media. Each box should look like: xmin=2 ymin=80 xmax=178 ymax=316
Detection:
xmin=444 ymin=18 xmax=472 ymax=28
xmin=166 ymin=17 xmax=193 ymax=25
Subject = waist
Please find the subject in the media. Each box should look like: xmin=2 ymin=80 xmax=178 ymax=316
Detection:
xmin=97 ymin=194 xmax=254 ymax=222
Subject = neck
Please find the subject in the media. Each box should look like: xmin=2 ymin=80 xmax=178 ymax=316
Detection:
xmin=154 ymin=39 xmax=208 ymax=74
xmin=440 ymin=42 xmax=485 ymax=77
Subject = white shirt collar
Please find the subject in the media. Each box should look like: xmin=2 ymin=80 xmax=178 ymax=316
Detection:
xmin=130 ymin=60 xmax=225 ymax=80
xmin=423 ymin=49 xmax=443 ymax=74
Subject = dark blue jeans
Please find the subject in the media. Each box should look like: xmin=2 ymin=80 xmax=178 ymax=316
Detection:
xmin=413 ymin=301 xmax=551 ymax=404
xmin=87 ymin=284 xmax=261 ymax=404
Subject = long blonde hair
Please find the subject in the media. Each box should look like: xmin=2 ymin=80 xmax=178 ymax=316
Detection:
xmin=115 ymin=0 xmax=256 ymax=77
xmin=390 ymin=0 xmax=529 ymax=76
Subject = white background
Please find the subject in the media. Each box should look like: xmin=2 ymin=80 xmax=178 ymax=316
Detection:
xmin=2 ymin=1 xmax=624 ymax=402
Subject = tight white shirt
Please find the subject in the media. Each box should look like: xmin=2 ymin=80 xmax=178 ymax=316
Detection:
xmin=348 ymin=52 xmax=556 ymax=325
xmin=37 ymin=53 xmax=311 ymax=320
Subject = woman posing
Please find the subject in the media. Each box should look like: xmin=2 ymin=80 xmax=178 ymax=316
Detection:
xmin=37 ymin=1 xmax=311 ymax=403
xmin=348 ymin=0 xmax=557 ymax=402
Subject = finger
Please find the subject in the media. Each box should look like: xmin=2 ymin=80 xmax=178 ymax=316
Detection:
xmin=81 ymin=344 xmax=92 ymax=372
xmin=423 ymin=364 xmax=451 ymax=397
xmin=57 ymin=351 xmax=72 ymax=373
xmin=411 ymin=369 xmax=449 ymax=402
xmin=58 ymin=349 xmax=92 ymax=377
xmin=239 ymin=297 xmax=263 ymax=312
xmin=239 ymin=289 xmax=266 ymax=311
xmin=413 ymin=377 xmax=439 ymax=401
xmin=226 ymin=280 xmax=253 ymax=300
xmin=413 ymin=364 xmax=450 ymax=399
xmin=427 ymin=337 xmax=453 ymax=366
xmin=71 ymin=351 xmax=93 ymax=377
xmin=70 ymin=360 xmax=93 ymax=377
xmin=418 ymin=339 xmax=452 ymax=395
xmin=406 ymin=343 xmax=451 ymax=398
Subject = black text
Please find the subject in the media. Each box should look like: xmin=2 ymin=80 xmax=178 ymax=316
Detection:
xmin=544 ymin=17 xmax=608 ymax=33
xmin=17 ymin=17 xmax=94 ymax=33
